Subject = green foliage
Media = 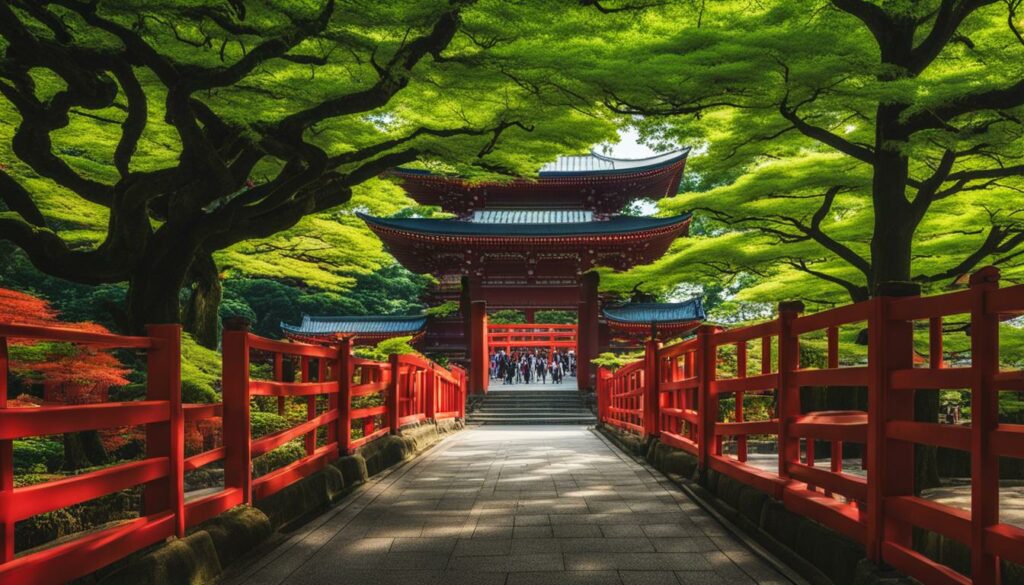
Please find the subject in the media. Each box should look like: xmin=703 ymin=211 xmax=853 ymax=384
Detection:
xmin=591 ymin=351 xmax=644 ymax=372
xmin=569 ymin=1 xmax=1024 ymax=315
xmin=222 ymin=263 xmax=431 ymax=339
xmin=535 ymin=310 xmax=577 ymax=324
xmin=424 ymin=301 xmax=459 ymax=318
xmin=13 ymin=438 xmax=64 ymax=473
xmin=353 ymin=336 xmax=418 ymax=362
xmin=250 ymin=412 xmax=291 ymax=439
xmin=0 ymin=0 xmax=620 ymax=338
xmin=181 ymin=334 xmax=222 ymax=398
xmin=488 ymin=310 xmax=525 ymax=324
xmin=252 ymin=441 xmax=306 ymax=478
xmin=181 ymin=379 xmax=218 ymax=404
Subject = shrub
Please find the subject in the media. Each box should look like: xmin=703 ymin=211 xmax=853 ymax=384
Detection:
xmin=13 ymin=437 xmax=64 ymax=473
xmin=251 ymin=412 xmax=290 ymax=438
xmin=252 ymin=440 xmax=306 ymax=477
xmin=181 ymin=377 xmax=218 ymax=404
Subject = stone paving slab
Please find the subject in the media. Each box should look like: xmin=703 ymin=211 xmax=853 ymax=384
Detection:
xmin=227 ymin=426 xmax=798 ymax=585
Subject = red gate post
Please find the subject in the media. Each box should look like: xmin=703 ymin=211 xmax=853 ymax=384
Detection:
xmin=776 ymin=302 xmax=803 ymax=480
xmin=336 ymin=338 xmax=352 ymax=455
xmin=469 ymin=301 xmax=489 ymax=394
xmin=642 ymin=338 xmax=662 ymax=439
xmin=426 ymin=364 xmax=438 ymax=422
xmin=696 ymin=325 xmax=716 ymax=471
xmin=388 ymin=354 xmax=400 ymax=434
xmin=866 ymin=284 xmax=918 ymax=562
xmin=0 ymin=338 xmax=12 ymax=562
xmin=970 ymin=267 xmax=1001 ymax=583
xmin=144 ymin=324 xmax=184 ymax=536
xmin=222 ymin=318 xmax=253 ymax=505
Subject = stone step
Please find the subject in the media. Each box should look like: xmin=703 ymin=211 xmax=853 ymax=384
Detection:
xmin=467 ymin=416 xmax=597 ymax=425
xmin=477 ymin=406 xmax=587 ymax=412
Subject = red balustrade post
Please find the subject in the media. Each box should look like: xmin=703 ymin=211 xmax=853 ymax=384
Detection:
xmin=642 ymin=338 xmax=662 ymax=439
xmin=388 ymin=354 xmax=400 ymax=434
xmin=301 ymin=357 xmax=316 ymax=456
xmin=696 ymin=325 xmax=716 ymax=471
xmin=0 ymin=337 xmax=12 ymax=562
xmin=144 ymin=324 xmax=184 ymax=536
xmin=776 ymin=302 xmax=803 ymax=481
xmin=736 ymin=341 xmax=748 ymax=463
xmin=426 ymin=365 xmax=438 ymax=421
xmin=336 ymin=339 xmax=352 ymax=454
xmin=274 ymin=353 xmax=285 ymax=416
xmin=456 ymin=366 xmax=466 ymax=419
xmin=222 ymin=318 xmax=253 ymax=505
xmin=866 ymin=283 xmax=918 ymax=562
xmin=970 ymin=267 xmax=1001 ymax=583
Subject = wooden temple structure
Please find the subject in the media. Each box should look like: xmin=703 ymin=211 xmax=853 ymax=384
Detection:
xmin=282 ymin=149 xmax=705 ymax=393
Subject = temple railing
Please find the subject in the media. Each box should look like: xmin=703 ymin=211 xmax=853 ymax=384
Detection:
xmin=597 ymin=267 xmax=1024 ymax=585
xmin=487 ymin=323 xmax=577 ymax=352
xmin=0 ymin=321 xmax=465 ymax=585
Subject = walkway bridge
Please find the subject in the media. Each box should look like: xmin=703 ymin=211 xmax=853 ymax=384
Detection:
xmin=1 ymin=267 xmax=1023 ymax=585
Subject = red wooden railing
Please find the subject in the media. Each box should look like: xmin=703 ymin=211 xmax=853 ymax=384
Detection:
xmin=597 ymin=267 xmax=1024 ymax=585
xmin=0 ymin=322 xmax=464 ymax=585
xmin=487 ymin=323 xmax=577 ymax=355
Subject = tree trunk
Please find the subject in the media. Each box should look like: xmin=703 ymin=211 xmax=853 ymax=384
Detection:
xmin=125 ymin=233 xmax=201 ymax=335
xmin=62 ymin=430 xmax=107 ymax=471
xmin=871 ymin=104 xmax=941 ymax=491
xmin=182 ymin=252 xmax=222 ymax=349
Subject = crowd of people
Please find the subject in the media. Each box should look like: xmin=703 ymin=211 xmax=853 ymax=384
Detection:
xmin=490 ymin=349 xmax=576 ymax=385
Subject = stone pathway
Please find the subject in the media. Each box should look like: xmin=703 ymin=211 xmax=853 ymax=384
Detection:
xmin=228 ymin=426 xmax=795 ymax=585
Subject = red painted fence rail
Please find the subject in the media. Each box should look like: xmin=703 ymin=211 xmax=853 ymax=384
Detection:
xmin=598 ymin=267 xmax=1024 ymax=585
xmin=0 ymin=320 xmax=464 ymax=585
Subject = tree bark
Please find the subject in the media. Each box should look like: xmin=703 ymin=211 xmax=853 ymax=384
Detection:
xmin=871 ymin=100 xmax=941 ymax=490
xmin=125 ymin=230 xmax=201 ymax=336
xmin=62 ymin=430 xmax=107 ymax=471
xmin=182 ymin=252 xmax=222 ymax=349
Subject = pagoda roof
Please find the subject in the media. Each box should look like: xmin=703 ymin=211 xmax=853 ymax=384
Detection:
xmin=537 ymin=149 xmax=690 ymax=177
xmin=358 ymin=213 xmax=692 ymax=238
xmin=602 ymin=298 xmax=705 ymax=325
xmin=388 ymin=149 xmax=690 ymax=215
xmin=280 ymin=314 xmax=426 ymax=338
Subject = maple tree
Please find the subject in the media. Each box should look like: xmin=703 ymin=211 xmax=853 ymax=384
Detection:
xmin=1 ymin=287 xmax=131 ymax=468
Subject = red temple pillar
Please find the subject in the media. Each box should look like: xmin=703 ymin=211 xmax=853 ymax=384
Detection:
xmin=524 ymin=308 xmax=536 ymax=323
xmin=577 ymin=272 xmax=599 ymax=392
xmin=469 ymin=300 xmax=489 ymax=394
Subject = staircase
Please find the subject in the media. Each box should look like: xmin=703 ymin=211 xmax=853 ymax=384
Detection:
xmin=467 ymin=382 xmax=597 ymax=425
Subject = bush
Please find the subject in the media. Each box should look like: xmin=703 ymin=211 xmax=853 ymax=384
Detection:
xmin=13 ymin=437 xmax=64 ymax=473
xmin=353 ymin=335 xmax=418 ymax=362
xmin=182 ymin=377 xmax=218 ymax=404
xmin=252 ymin=440 xmax=306 ymax=477
xmin=250 ymin=412 xmax=290 ymax=438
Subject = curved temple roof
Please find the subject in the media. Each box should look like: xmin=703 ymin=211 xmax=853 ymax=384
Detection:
xmin=357 ymin=212 xmax=693 ymax=238
xmin=281 ymin=314 xmax=427 ymax=338
xmin=537 ymin=149 xmax=691 ymax=177
xmin=389 ymin=149 xmax=691 ymax=215
xmin=603 ymin=298 xmax=706 ymax=325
